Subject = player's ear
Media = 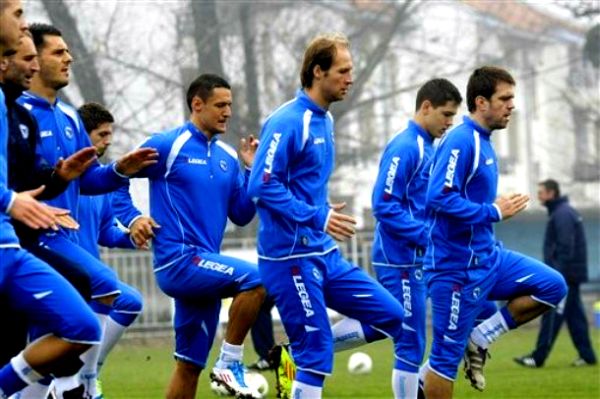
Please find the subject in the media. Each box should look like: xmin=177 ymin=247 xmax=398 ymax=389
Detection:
xmin=313 ymin=64 xmax=323 ymax=82
xmin=191 ymin=96 xmax=204 ymax=114
xmin=475 ymin=95 xmax=488 ymax=112
xmin=421 ymin=99 xmax=432 ymax=114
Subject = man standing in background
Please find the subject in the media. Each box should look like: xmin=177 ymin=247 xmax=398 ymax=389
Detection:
xmin=514 ymin=179 xmax=597 ymax=368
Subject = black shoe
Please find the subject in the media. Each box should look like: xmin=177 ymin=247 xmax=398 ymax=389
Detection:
xmin=513 ymin=355 xmax=539 ymax=368
xmin=247 ymin=358 xmax=272 ymax=371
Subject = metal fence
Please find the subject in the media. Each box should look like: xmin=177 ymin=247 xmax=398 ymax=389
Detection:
xmin=100 ymin=232 xmax=376 ymax=338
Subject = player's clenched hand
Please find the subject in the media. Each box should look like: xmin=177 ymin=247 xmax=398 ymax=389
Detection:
xmin=9 ymin=186 xmax=61 ymax=231
xmin=495 ymin=193 xmax=529 ymax=220
xmin=130 ymin=216 xmax=160 ymax=249
xmin=326 ymin=202 xmax=357 ymax=241
xmin=54 ymin=146 xmax=98 ymax=181
xmin=115 ymin=147 xmax=159 ymax=176
xmin=239 ymin=135 xmax=259 ymax=168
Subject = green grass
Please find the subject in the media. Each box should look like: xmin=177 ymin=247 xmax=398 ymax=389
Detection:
xmin=102 ymin=327 xmax=600 ymax=398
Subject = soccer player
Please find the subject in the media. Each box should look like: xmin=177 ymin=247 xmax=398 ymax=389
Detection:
xmin=369 ymin=78 xmax=461 ymax=398
xmin=17 ymin=22 xmax=157 ymax=398
xmin=133 ymin=73 xmax=265 ymax=399
xmin=77 ymin=102 xmax=153 ymax=398
xmin=247 ymin=33 xmax=406 ymax=399
xmin=0 ymin=1 xmax=101 ymax=397
xmin=422 ymin=66 xmax=567 ymax=399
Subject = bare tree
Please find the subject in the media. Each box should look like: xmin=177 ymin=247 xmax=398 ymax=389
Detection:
xmin=40 ymin=0 xmax=105 ymax=104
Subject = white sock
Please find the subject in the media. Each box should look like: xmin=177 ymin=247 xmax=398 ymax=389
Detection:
xmin=53 ymin=374 xmax=81 ymax=397
xmin=9 ymin=381 xmax=52 ymax=399
xmin=291 ymin=380 xmax=322 ymax=399
xmin=97 ymin=317 xmax=127 ymax=373
xmin=469 ymin=310 xmax=510 ymax=349
xmin=392 ymin=369 xmax=419 ymax=399
xmin=215 ymin=341 xmax=243 ymax=369
xmin=78 ymin=313 xmax=107 ymax=397
xmin=9 ymin=352 xmax=43 ymax=386
xmin=331 ymin=318 xmax=367 ymax=352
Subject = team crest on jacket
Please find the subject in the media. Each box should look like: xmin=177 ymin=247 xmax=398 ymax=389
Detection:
xmin=64 ymin=126 xmax=74 ymax=140
xmin=219 ymin=159 xmax=228 ymax=171
xmin=19 ymin=124 xmax=29 ymax=139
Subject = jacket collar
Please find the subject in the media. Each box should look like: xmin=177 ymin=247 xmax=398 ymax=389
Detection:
xmin=21 ymin=91 xmax=57 ymax=108
xmin=296 ymin=89 xmax=328 ymax=115
xmin=408 ymin=120 xmax=434 ymax=144
xmin=463 ymin=115 xmax=492 ymax=137
xmin=544 ymin=196 xmax=568 ymax=214
xmin=185 ymin=120 xmax=217 ymax=143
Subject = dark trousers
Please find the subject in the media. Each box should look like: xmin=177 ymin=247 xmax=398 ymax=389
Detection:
xmin=531 ymin=283 xmax=597 ymax=365
xmin=250 ymin=296 xmax=275 ymax=360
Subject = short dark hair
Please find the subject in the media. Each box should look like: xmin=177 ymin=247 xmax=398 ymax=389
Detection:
xmin=186 ymin=73 xmax=230 ymax=111
xmin=415 ymin=78 xmax=462 ymax=111
xmin=300 ymin=33 xmax=349 ymax=88
xmin=28 ymin=23 xmax=62 ymax=51
xmin=78 ymin=102 xmax=114 ymax=133
xmin=539 ymin=179 xmax=561 ymax=198
xmin=466 ymin=66 xmax=515 ymax=112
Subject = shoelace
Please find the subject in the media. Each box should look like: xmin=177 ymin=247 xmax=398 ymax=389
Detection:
xmin=230 ymin=361 xmax=249 ymax=388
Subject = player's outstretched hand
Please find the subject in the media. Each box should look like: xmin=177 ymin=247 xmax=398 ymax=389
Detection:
xmin=9 ymin=186 xmax=63 ymax=231
xmin=115 ymin=147 xmax=159 ymax=176
xmin=54 ymin=146 xmax=98 ymax=181
xmin=326 ymin=202 xmax=357 ymax=241
xmin=54 ymin=212 xmax=80 ymax=230
xmin=130 ymin=216 xmax=160 ymax=249
xmin=495 ymin=193 xmax=529 ymax=220
xmin=239 ymin=135 xmax=259 ymax=168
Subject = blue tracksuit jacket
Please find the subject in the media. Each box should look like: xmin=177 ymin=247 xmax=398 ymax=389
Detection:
xmin=77 ymin=192 xmax=137 ymax=259
xmin=135 ymin=121 xmax=255 ymax=270
xmin=17 ymin=92 xmax=127 ymax=234
xmin=424 ymin=116 xmax=503 ymax=271
xmin=372 ymin=120 xmax=433 ymax=267
xmin=247 ymin=90 xmax=336 ymax=260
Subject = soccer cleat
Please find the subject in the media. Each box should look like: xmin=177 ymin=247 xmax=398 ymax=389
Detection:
xmin=463 ymin=339 xmax=489 ymax=391
xmin=210 ymin=361 xmax=261 ymax=399
xmin=268 ymin=344 xmax=295 ymax=399
xmin=513 ymin=355 xmax=539 ymax=368
xmin=247 ymin=358 xmax=272 ymax=371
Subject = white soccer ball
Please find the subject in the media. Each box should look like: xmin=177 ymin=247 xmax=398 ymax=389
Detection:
xmin=347 ymin=352 xmax=373 ymax=375
xmin=245 ymin=372 xmax=269 ymax=398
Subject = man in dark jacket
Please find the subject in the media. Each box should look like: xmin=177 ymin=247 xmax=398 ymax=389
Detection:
xmin=514 ymin=179 xmax=597 ymax=367
xmin=0 ymin=33 xmax=96 ymax=368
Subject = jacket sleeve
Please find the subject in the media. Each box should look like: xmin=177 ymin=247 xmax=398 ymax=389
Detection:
xmin=426 ymin=133 xmax=501 ymax=224
xmin=0 ymin=184 xmax=16 ymax=214
xmin=372 ymin=144 xmax=427 ymax=246
xmin=247 ymin=118 xmax=330 ymax=230
xmin=551 ymin=209 xmax=577 ymax=269
xmin=77 ymin=124 xmax=129 ymax=194
xmin=228 ymin=166 xmax=256 ymax=226
xmin=127 ymin=134 xmax=167 ymax=180
xmin=109 ymin=185 xmax=143 ymax=229
xmin=97 ymin=195 xmax=135 ymax=250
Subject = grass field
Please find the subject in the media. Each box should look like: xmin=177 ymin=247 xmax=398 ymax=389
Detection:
xmin=102 ymin=327 xmax=600 ymax=398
